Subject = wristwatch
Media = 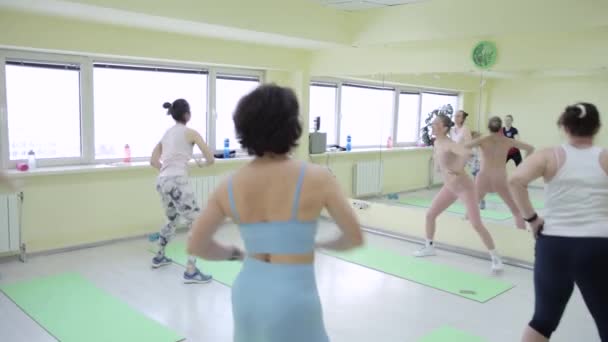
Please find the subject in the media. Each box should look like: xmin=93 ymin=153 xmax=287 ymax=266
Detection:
xmin=524 ymin=213 xmax=538 ymax=223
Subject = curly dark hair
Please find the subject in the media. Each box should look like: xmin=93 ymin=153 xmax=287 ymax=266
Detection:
xmin=233 ymin=84 xmax=302 ymax=157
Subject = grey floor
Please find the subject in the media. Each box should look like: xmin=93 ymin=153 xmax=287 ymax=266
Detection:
xmin=0 ymin=221 xmax=600 ymax=342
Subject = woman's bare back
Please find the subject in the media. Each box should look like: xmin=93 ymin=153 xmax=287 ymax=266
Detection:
xmin=219 ymin=159 xmax=328 ymax=224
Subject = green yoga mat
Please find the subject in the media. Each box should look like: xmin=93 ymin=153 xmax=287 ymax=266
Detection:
xmin=484 ymin=193 xmax=545 ymax=209
xmin=398 ymin=197 xmax=513 ymax=220
xmin=418 ymin=326 xmax=488 ymax=342
xmin=0 ymin=273 xmax=183 ymax=342
xmin=325 ymin=246 xmax=513 ymax=303
xmin=154 ymin=242 xmax=242 ymax=287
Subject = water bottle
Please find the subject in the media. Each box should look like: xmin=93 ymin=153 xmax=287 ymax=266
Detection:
xmin=123 ymin=144 xmax=131 ymax=163
xmin=223 ymin=138 xmax=230 ymax=158
xmin=387 ymin=136 xmax=393 ymax=148
xmin=27 ymin=150 xmax=36 ymax=169
xmin=346 ymin=135 xmax=352 ymax=151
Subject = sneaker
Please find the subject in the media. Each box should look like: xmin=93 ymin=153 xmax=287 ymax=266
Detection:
xmin=151 ymin=255 xmax=173 ymax=268
xmin=491 ymin=257 xmax=504 ymax=273
xmin=183 ymin=269 xmax=213 ymax=284
xmin=480 ymin=200 xmax=486 ymax=210
xmin=413 ymin=245 xmax=436 ymax=257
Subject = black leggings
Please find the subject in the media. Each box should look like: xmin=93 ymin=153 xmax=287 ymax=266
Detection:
xmin=531 ymin=235 xmax=608 ymax=340
xmin=506 ymin=151 xmax=523 ymax=166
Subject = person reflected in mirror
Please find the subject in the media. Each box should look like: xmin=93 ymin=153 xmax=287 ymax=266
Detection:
xmin=415 ymin=114 xmax=503 ymax=273
xmin=504 ymin=114 xmax=523 ymax=166
xmin=466 ymin=117 xmax=535 ymax=229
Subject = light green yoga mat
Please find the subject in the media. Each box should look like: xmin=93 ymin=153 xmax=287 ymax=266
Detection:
xmin=325 ymin=246 xmax=514 ymax=303
xmin=154 ymin=242 xmax=242 ymax=287
xmin=398 ymin=197 xmax=513 ymax=220
xmin=418 ymin=326 xmax=488 ymax=342
xmin=0 ymin=273 xmax=183 ymax=342
xmin=485 ymin=193 xmax=545 ymax=209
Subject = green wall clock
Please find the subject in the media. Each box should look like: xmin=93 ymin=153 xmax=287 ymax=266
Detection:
xmin=472 ymin=41 xmax=497 ymax=69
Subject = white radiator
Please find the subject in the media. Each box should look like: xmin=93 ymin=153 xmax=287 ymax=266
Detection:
xmin=0 ymin=193 xmax=21 ymax=254
xmin=190 ymin=175 xmax=228 ymax=207
xmin=352 ymin=160 xmax=383 ymax=197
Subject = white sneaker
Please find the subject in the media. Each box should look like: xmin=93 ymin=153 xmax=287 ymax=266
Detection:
xmin=491 ymin=257 xmax=504 ymax=273
xmin=413 ymin=245 xmax=436 ymax=257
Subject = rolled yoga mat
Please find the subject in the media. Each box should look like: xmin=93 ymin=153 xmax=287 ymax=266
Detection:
xmin=0 ymin=273 xmax=183 ymax=342
xmin=398 ymin=197 xmax=513 ymax=220
xmin=324 ymin=245 xmax=514 ymax=303
xmin=417 ymin=326 xmax=488 ymax=342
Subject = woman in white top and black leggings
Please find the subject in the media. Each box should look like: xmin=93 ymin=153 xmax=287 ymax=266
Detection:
xmin=510 ymin=102 xmax=608 ymax=342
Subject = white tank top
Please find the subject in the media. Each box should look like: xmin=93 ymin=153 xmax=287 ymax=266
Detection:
xmin=450 ymin=126 xmax=465 ymax=143
xmin=543 ymin=144 xmax=608 ymax=238
xmin=159 ymin=124 xmax=193 ymax=178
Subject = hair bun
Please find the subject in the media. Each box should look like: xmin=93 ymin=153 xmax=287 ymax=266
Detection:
xmin=163 ymin=102 xmax=172 ymax=109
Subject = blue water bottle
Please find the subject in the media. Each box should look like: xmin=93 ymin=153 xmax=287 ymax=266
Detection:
xmin=223 ymin=138 xmax=230 ymax=158
xmin=346 ymin=135 xmax=352 ymax=151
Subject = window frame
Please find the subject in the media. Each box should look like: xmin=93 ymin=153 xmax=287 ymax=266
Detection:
xmin=309 ymin=81 xmax=339 ymax=146
xmin=394 ymin=91 xmax=423 ymax=147
xmin=0 ymin=49 xmax=265 ymax=167
xmin=90 ymin=61 xmax=209 ymax=164
xmin=212 ymin=70 xmax=263 ymax=152
xmin=309 ymin=77 xmax=460 ymax=151
xmin=0 ymin=50 xmax=88 ymax=168
xmin=339 ymin=82 xmax=396 ymax=149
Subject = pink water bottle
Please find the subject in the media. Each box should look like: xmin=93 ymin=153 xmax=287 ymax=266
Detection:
xmin=123 ymin=144 xmax=131 ymax=163
xmin=387 ymin=136 xmax=393 ymax=148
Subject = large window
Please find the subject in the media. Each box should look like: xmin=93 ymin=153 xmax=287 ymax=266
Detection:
xmin=6 ymin=62 xmax=81 ymax=161
xmin=215 ymin=75 xmax=260 ymax=150
xmin=419 ymin=92 xmax=459 ymax=134
xmin=339 ymin=84 xmax=394 ymax=147
xmin=93 ymin=64 xmax=207 ymax=159
xmin=309 ymin=83 xmax=337 ymax=145
xmin=396 ymin=92 xmax=421 ymax=144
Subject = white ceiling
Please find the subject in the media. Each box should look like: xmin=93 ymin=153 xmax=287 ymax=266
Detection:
xmin=310 ymin=0 xmax=428 ymax=11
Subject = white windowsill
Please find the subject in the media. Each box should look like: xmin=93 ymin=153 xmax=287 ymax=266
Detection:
xmin=310 ymin=146 xmax=431 ymax=157
xmin=5 ymin=157 xmax=253 ymax=178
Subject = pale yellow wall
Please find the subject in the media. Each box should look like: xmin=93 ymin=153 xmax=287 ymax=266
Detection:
xmin=0 ymin=10 xmax=309 ymax=71
xmin=310 ymin=149 xmax=432 ymax=198
xmin=18 ymin=162 xmax=247 ymax=253
xmin=487 ymin=76 xmax=608 ymax=149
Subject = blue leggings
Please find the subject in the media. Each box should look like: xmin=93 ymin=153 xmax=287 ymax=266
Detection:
xmin=531 ymin=235 xmax=608 ymax=340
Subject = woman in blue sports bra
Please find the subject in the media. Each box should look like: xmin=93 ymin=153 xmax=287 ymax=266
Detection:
xmin=187 ymin=84 xmax=364 ymax=342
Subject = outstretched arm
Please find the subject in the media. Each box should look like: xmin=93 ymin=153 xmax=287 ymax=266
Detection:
xmin=512 ymin=139 xmax=535 ymax=157
xmin=188 ymin=183 xmax=242 ymax=260
xmin=509 ymin=150 xmax=548 ymax=237
xmin=190 ymin=129 xmax=215 ymax=166
xmin=464 ymin=136 xmax=488 ymax=149
xmin=450 ymin=142 xmax=474 ymax=158
xmin=150 ymin=143 xmax=162 ymax=170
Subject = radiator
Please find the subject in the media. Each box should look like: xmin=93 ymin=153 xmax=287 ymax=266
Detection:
xmin=190 ymin=175 xmax=227 ymax=207
xmin=0 ymin=193 xmax=21 ymax=254
xmin=353 ymin=160 xmax=383 ymax=197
